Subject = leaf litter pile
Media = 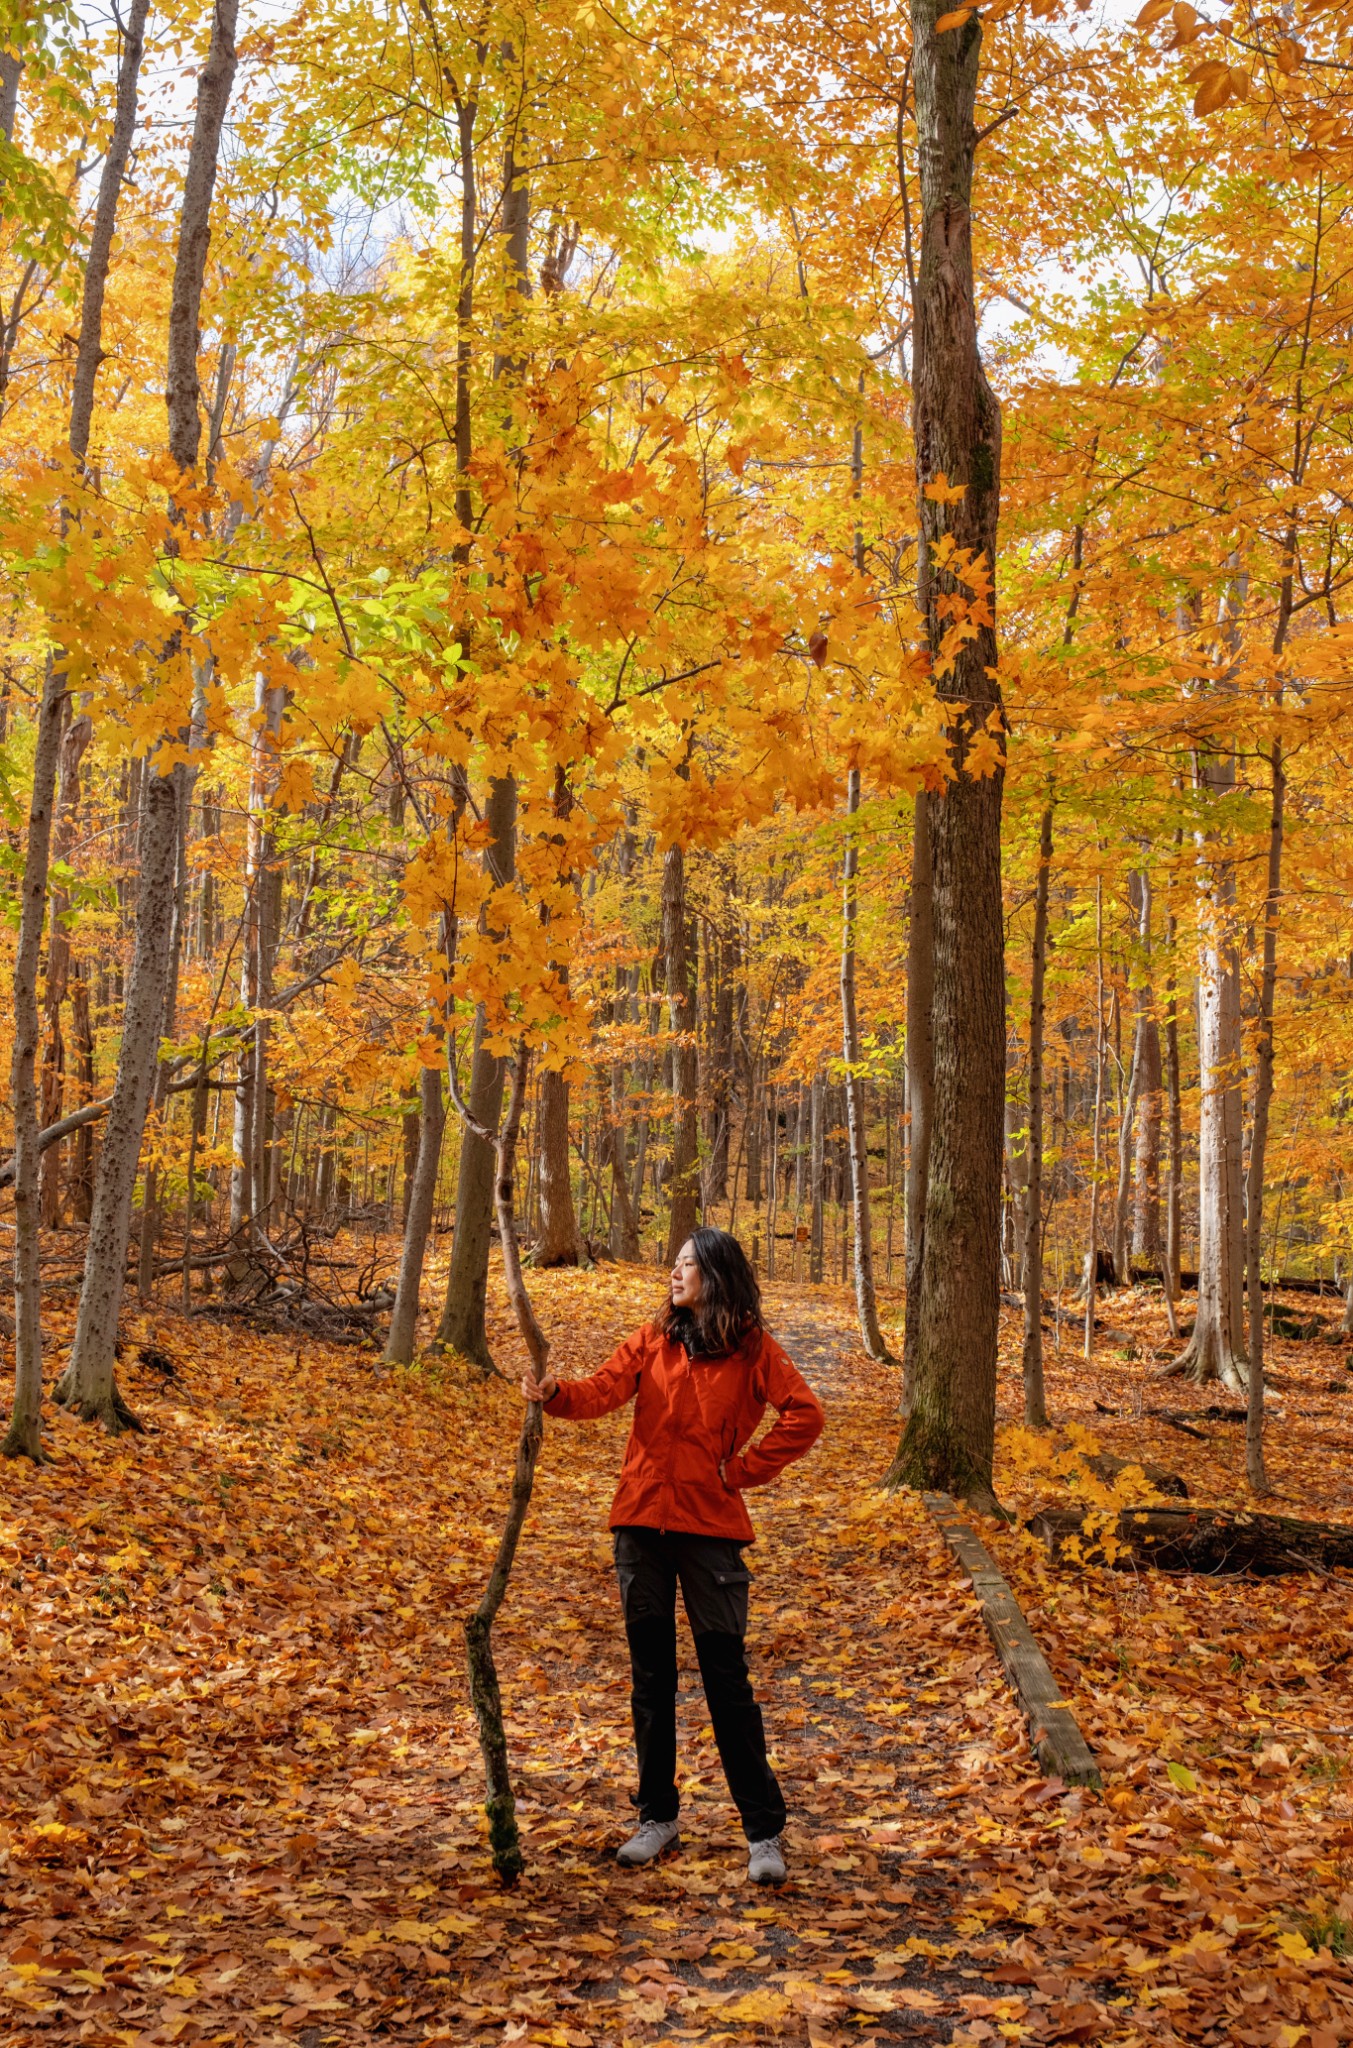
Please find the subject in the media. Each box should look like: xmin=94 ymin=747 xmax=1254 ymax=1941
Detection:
xmin=2 ymin=1265 xmax=1352 ymax=2047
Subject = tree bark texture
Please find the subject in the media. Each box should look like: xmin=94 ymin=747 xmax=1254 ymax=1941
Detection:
xmin=1083 ymin=880 xmax=1106 ymax=1359
xmin=903 ymin=790 xmax=934 ymax=1410
xmin=809 ymin=1072 xmax=825 ymax=1284
xmin=662 ymin=843 xmax=700 ymax=1262
xmin=1021 ymin=803 xmax=1053 ymax=1429
xmin=0 ymin=49 xmax=20 ymax=144
xmin=533 ymin=1068 xmax=583 ymax=1265
xmin=5 ymin=1 xmax=151 ymax=1460
xmin=385 ymin=1062 xmax=446 ymax=1366
xmin=1165 ymin=858 xmax=1247 ymax=1390
xmin=438 ymin=773 xmax=517 ymax=1367
xmin=1244 ymin=742 xmax=1284 ymax=1495
xmin=59 ymin=0 xmax=238 ymax=1427
xmin=841 ymin=766 xmax=890 ymax=1359
xmin=887 ymin=0 xmax=1004 ymax=1507
xmin=39 ymin=711 xmax=93 ymax=1227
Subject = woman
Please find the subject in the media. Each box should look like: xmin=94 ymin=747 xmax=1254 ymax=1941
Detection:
xmin=520 ymin=1227 xmax=824 ymax=1885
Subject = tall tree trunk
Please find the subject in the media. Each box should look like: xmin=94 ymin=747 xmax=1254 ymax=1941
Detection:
xmin=608 ymin=964 xmax=642 ymax=1260
xmin=902 ymin=791 xmax=933 ymax=1409
xmin=1127 ymin=871 xmax=1162 ymax=1274
xmin=704 ymin=919 xmax=734 ymax=1205
xmin=841 ymin=766 xmax=890 ymax=1358
xmin=401 ymin=1087 xmax=421 ymax=1226
xmin=1021 ymin=803 xmax=1053 ymax=1428
xmin=138 ymin=797 xmax=189 ymax=1302
xmin=38 ymin=710 xmax=93 ymax=1226
xmin=1163 ymin=889 xmax=1183 ymax=1336
xmin=68 ymin=964 xmax=96 ymax=1222
xmin=534 ymin=1068 xmax=583 ymax=1265
xmin=438 ymin=774 xmax=518 ymax=1368
xmin=1245 ymin=745 xmax=1284 ymax=1494
xmin=0 ymin=48 xmax=20 ymax=143
xmin=886 ymin=0 xmax=1004 ymax=1508
xmin=228 ymin=674 xmax=285 ymax=1271
xmin=809 ymin=1071 xmax=825 ymax=1284
xmin=1165 ymin=583 xmax=1249 ymax=1388
xmin=385 ymin=1062 xmax=446 ymax=1366
xmin=60 ymin=0 xmax=239 ymax=1426
xmin=1112 ymin=997 xmax=1144 ymax=1286
xmin=1084 ymin=879 xmax=1106 ymax=1359
xmin=1163 ymin=833 xmax=1246 ymax=1387
xmin=6 ymin=0 xmax=152 ymax=1459
xmin=662 ymin=843 xmax=700 ymax=1261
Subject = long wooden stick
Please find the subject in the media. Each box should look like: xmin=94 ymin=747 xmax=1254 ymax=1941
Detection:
xmin=463 ymin=1042 xmax=550 ymax=1885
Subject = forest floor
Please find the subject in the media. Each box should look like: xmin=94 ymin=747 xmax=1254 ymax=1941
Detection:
xmin=2 ymin=1258 xmax=1353 ymax=2047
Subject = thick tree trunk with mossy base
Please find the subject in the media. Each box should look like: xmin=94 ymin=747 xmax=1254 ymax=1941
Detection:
xmin=885 ymin=0 xmax=1004 ymax=1511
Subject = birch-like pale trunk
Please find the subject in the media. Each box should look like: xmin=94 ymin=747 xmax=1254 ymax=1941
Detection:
xmin=1083 ymin=879 xmax=1105 ymax=1361
xmin=58 ymin=0 xmax=238 ymax=1430
xmin=1243 ymin=741 xmax=1283 ymax=1495
xmin=5 ymin=0 xmax=150 ymax=1461
xmin=841 ymin=766 xmax=890 ymax=1358
xmin=1112 ymin=998 xmax=1144 ymax=1286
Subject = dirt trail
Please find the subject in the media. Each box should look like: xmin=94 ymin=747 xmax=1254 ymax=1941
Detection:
xmin=1 ymin=1273 xmax=1039 ymax=2046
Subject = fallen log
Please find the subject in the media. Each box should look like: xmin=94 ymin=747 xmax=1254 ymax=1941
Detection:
xmin=1078 ymin=1452 xmax=1189 ymax=1499
xmin=1030 ymin=1505 xmax=1353 ymax=1576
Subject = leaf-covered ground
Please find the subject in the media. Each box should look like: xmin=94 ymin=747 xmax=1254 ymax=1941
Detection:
xmin=2 ymin=1265 xmax=1351 ymax=2046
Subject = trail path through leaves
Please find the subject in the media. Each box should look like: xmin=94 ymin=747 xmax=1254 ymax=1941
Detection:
xmin=3 ymin=1266 xmax=1352 ymax=2046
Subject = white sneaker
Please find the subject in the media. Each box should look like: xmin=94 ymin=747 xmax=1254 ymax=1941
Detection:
xmin=747 ymin=1835 xmax=787 ymax=1884
xmin=616 ymin=1818 xmax=680 ymax=1867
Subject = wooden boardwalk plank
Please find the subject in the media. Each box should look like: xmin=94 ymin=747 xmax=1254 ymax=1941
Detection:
xmin=923 ymin=1492 xmax=1102 ymax=1788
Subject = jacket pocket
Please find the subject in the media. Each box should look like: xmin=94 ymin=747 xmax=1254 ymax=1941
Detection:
xmin=685 ymin=1554 xmax=752 ymax=1637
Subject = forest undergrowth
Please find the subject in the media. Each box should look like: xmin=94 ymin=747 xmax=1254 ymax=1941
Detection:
xmin=2 ymin=1261 xmax=1352 ymax=2047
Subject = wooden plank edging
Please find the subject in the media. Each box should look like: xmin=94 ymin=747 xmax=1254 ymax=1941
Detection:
xmin=922 ymin=1491 xmax=1102 ymax=1789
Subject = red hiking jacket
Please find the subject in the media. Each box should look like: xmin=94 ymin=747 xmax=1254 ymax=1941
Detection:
xmin=544 ymin=1322 xmax=824 ymax=1542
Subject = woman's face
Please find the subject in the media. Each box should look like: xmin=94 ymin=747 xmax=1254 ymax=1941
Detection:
xmin=670 ymin=1240 xmax=704 ymax=1308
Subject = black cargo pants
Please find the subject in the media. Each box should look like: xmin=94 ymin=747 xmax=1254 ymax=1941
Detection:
xmin=613 ymin=1525 xmax=787 ymax=1843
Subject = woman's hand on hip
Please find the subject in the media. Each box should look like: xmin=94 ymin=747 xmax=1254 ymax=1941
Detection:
xmin=521 ymin=1371 xmax=559 ymax=1405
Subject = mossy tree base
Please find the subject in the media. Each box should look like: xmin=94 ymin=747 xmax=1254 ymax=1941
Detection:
xmin=52 ymin=1370 xmax=143 ymax=1435
xmin=886 ymin=1407 xmax=1003 ymax=1519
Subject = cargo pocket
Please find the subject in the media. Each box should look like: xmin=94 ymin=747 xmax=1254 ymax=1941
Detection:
xmin=684 ymin=1553 xmax=752 ymax=1637
xmin=614 ymin=1528 xmax=670 ymax=1624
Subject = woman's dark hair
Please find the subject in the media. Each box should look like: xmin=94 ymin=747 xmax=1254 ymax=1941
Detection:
xmin=656 ymin=1227 xmax=763 ymax=1356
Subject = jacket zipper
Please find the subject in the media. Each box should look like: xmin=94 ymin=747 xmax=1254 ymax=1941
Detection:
xmin=658 ymin=1350 xmax=689 ymax=1533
